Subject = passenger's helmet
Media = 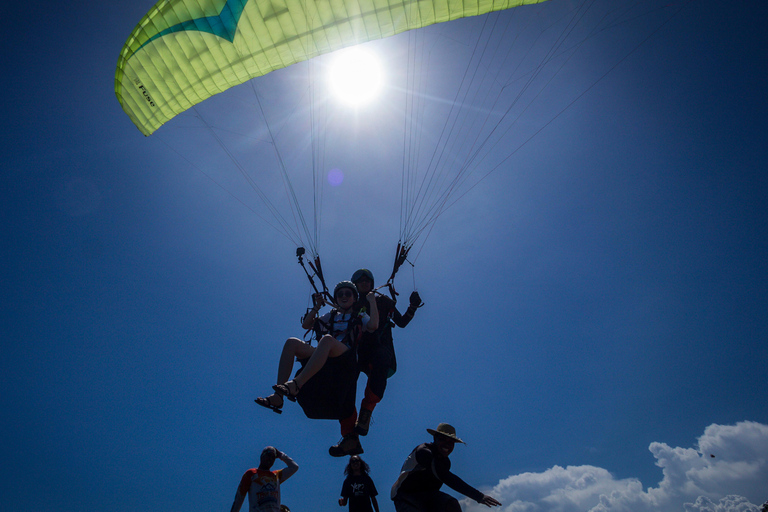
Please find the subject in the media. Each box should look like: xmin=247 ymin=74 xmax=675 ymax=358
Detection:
xmin=334 ymin=280 xmax=359 ymax=300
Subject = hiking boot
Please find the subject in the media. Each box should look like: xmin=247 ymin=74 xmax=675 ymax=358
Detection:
xmin=329 ymin=434 xmax=364 ymax=457
xmin=354 ymin=408 xmax=372 ymax=436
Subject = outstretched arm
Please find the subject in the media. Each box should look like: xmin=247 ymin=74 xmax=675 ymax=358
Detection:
xmin=435 ymin=467 xmax=484 ymax=503
xmin=440 ymin=469 xmax=500 ymax=507
xmin=478 ymin=495 xmax=502 ymax=508
xmin=419 ymin=449 xmax=485 ymax=503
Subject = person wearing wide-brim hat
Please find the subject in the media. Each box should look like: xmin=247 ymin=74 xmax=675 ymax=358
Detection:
xmin=390 ymin=423 xmax=502 ymax=512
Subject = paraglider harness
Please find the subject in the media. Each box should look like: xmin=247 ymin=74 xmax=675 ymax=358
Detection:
xmin=293 ymin=250 xmax=367 ymax=420
xmin=291 ymin=245 xmax=420 ymax=419
xmin=355 ymin=289 xmax=422 ymax=380
xmin=355 ymin=298 xmax=398 ymax=378
xmin=356 ymin=243 xmax=424 ymax=379
xmin=311 ymin=308 xmax=365 ymax=349
xmin=294 ymin=307 xmax=364 ymax=420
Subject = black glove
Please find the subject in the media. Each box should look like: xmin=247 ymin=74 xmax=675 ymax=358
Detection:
xmin=409 ymin=291 xmax=422 ymax=308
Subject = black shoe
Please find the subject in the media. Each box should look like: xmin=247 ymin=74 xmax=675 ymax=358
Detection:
xmin=354 ymin=409 xmax=372 ymax=436
xmin=329 ymin=434 xmax=363 ymax=457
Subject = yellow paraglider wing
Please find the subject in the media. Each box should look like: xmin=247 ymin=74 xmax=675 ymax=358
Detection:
xmin=115 ymin=0 xmax=548 ymax=135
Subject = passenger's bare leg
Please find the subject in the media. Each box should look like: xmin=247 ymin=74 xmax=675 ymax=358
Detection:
xmin=277 ymin=337 xmax=315 ymax=384
xmin=261 ymin=337 xmax=315 ymax=405
xmin=293 ymin=335 xmax=348 ymax=388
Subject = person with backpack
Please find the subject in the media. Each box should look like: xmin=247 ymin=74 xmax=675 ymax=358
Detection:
xmin=391 ymin=423 xmax=501 ymax=512
xmin=350 ymin=269 xmax=422 ymax=436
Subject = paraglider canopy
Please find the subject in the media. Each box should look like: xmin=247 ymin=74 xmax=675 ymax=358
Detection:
xmin=115 ymin=0 xmax=548 ymax=135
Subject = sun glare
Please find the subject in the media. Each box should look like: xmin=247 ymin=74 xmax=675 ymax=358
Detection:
xmin=327 ymin=47 xmax=383 ymax=107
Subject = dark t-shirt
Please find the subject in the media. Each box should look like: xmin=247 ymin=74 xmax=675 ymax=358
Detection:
xmin=341 ymin=474 xmax=378 ymax=512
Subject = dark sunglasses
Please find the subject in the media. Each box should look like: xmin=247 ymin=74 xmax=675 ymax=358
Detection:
xmin=336 ymin=290 xmax=355 ymax=299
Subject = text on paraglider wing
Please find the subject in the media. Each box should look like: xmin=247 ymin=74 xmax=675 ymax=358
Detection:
xmin=133 ymin=77 xmax=156 ymax=108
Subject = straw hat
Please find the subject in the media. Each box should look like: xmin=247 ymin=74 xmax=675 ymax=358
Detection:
xmin=427 ymin=423 xmax=465 ymax=444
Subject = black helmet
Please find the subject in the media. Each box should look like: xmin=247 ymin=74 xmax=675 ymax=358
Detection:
xmin=351 ymin=268 xmax=374 ymax=286
xmin=334 ymin=280 xmax=358 ymax=300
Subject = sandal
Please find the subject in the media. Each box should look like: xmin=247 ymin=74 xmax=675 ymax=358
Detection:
xmin=272 ymin=380 xmax=301 ymax=402
xmin=255 ymin=394 xmax=283 ymax=414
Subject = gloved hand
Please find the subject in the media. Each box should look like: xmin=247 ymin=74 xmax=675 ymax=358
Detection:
xmin=409 ymin=291 xmax=422 ymax=308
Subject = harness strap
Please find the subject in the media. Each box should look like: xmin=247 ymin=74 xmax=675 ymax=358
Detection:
xmin=313 ymin=309 xmax=364 ymax=346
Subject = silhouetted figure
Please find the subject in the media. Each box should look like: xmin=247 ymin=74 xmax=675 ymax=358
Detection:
xmin=350 ymin=268 xmax=421 ymax=437
xmin=231 ymin=447 xmax=298 ymax=512
xmin=339 ymin=455 xmax=380 ymax=512
xmin=391 ymin=424 xmax=501 ymax=512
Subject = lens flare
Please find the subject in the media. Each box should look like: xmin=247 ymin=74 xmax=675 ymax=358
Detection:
xmin=328 ymin=47 xmax=383 ymax=106
xmin=328 ymin=168 xmax=344 ymax=186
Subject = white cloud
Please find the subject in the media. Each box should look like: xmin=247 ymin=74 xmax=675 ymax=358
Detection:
xmin=684 ymin=495 xmax=760 ymax=512
xmin=462 ymin=421 xmax=768 ymax=512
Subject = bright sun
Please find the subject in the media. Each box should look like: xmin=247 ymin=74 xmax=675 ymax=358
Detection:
xmin=327 ymin=47 xmax=383 ymax=107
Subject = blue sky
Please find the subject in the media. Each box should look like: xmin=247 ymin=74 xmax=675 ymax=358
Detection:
xmin=2 ymin=0 xmax=768 ymax=511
